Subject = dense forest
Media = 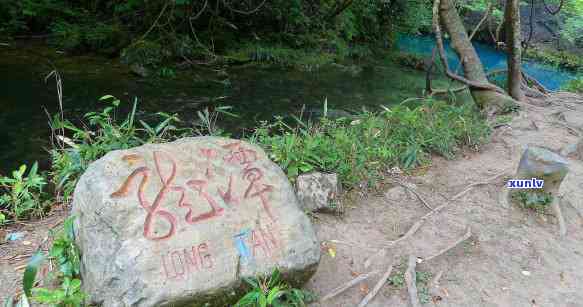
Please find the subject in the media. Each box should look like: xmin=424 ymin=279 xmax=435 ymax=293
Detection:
xmin=1 ymin=0 xmax=580 ymax=67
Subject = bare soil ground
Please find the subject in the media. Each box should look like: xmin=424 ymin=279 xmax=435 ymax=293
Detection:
xmin=306 ymin=93 xmax=583 ymax=306
xmin=2 ymin=93 xmax=583 ymax=306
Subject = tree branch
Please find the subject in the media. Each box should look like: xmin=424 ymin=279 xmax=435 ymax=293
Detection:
xmin=432 ymin=0 xmax=507 ymax=93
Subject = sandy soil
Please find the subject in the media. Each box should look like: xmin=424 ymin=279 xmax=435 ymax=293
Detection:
xmin=2 ymin=93 xmax=583 ymax=306
xmin=306 ymin=93 xmax=583 ymax=306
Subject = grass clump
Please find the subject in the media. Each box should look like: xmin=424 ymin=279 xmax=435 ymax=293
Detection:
xmin=235 ymin=268 xmax=314 ymax=307
xmin=512 ymin=190 xmax=553 ymax=213
xmin=387 ymin=266 xmax=432 ymax=304
xmin=0 ymin=162 xmax=48 ymax=224
xmin=524 ymin=47 xmax=583 ymax=72
xmin=225 ymin=44 xmax=336 ymax=71
xmin=48 ymin=95 xmax=193 ymax=202
xmin=251 ymin=99 xmax=490 ymax=188
xmin=562 ymin=77 xmax=583 ymax=93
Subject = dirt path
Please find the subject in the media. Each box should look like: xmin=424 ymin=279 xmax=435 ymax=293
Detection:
xmin=2 ymin=93 xmax=583 ymax=306
xmin=306 ymin=93 xmax=583 ymax=306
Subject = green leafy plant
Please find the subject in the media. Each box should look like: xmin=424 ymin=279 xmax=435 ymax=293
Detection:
xmin=236 ymin=268 xmax=314 ymax=307
xmin=562 ymin=77 xmax=583 ymax=93
xmin=16 ymin=216 xmax=86 ymax=307
xmin=158 ymin=67 xmax=176 ymax=78
xmin=512 ymin=190 xmax=554 ymax=213
xmin=0 ymin=162 xmax=47 ymax=222
xmin=193 ymin=106 xmax=238 ymax=136
xmin=49 ymin=95 xmax=192 ymax=201
xmin=251 ymin=99 xmax=490 ymax=187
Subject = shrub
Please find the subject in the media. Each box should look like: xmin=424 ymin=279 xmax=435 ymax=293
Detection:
xmin=512 ymin=190 xmax=553 ymax=213
xmin=0 ymin=162 xmax=47 ymax=223
xmin=120 ymin=39 xmax=170 ymax=67
xmin=562 ymin=77 xmax=583 ymax=93
xmin=51 ymin=20 xmax=129 ymax=54
xmin=524 ymin=47 xmax=583 ymax=72
xmin=49 ymin=95 xmax=191 ymax=201
xmin=235 ymin=268 xmax=314 ymax=307
xmin=251 ymin=99 xmax=490 ymax=187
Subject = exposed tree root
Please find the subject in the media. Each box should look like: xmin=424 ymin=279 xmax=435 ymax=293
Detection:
xmin=422 ymin=227 xmax=472 ymax=262
xmin=405 ymin=255 xmax=422 ymax=307
xmin=391 ymin=179 xmax=433 ymax=210
xmin=320 ymin=270 xmax=380 ymax=302
xmin=551 ymin=198 xmax=567 ymax=237
xmin=451 ymin=171 xmax=511 ymax=201
xmin=357 ymin=263 xmax=394 ymax=307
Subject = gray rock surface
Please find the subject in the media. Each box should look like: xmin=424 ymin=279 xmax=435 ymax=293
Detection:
xmin=296 ymin=172 xmax=341 ymax=213
xmin=72 ymin=137 xmax=320 ymax=307
xmin=130 ymin=63 xmax=150 ymax=78
xmin=514 ymin=146 xmax=569 ymax=194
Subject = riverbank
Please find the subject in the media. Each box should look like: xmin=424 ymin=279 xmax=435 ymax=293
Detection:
xmin=0 ymin=41 xmax=461 ymax=174
xmin=2 ymin=90 xmax=583 ymax=305
xmin=307 ymin=91 xmax=583 ymax=306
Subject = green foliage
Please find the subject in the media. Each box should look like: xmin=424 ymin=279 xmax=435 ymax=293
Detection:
xmin=562 ymin=77 xmax=583 ymax=93
xmin=226 ymin=44 xmax=335 ymax=71
xmin=524 ymin=47 xmax=583 ymax=72
xmin=394 ymin=53 xmax=427 ymax=71
xmin=388 ymin=273 xmax=405 ymax=288
xmin=459 ymin=0 xmax=503 ymax=23
xmin=158 ymin=67 xmax=176 ymax=79
xmin=251 ymin=99 xmax=490 ymax=187
xmin=121 ymin=40 xmax=170 ymax=67
xmin=500 ymin=100 xmax=521 ymax=114
xmin=0 ymin=162 xmax=47 ymax=223
xmin=387 ymin=267 xmax=432 ymax=303
xmin=19 ymin=216 xmax=86 ymax=307
xmin=560 ymin=0 xmax=583 ymax=47
xmin=50 ymin=20 xmax=129 ymax=53
xmin=49 ymin=95 xmax=191 ymax=200
xmin=236 ymin=268 xmax=314 ymax=307
xmin=2 ymin=0 xmax=431 ymax=64
xmin=512 ymin=190 xmax=553 ymax=213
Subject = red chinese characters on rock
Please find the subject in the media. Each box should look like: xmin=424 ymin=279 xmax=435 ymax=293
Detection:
xmin=110 ymin=142 xmax=277 ymax=241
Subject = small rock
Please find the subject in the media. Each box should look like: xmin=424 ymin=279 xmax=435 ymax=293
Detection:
xmin=296 ymin=172 xmax=341 ymax=213
xmin=561 ymin=139 xmax=583 ymax=160
xmin=560 ymin=143 xmax=577 ymax=157
xmin=515 ymin=146 xmax=569 ymax=195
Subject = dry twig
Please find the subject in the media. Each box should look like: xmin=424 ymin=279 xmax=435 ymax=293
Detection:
xmin=357 ymin=263 xmax=394 ymax=307
xmin=469 ymin=3 xmax=493 ymax=41
xmin=321 ymin=271 xmax=380 ymax=302
xmin=451 ymin=171 xmax=510 ymax=201
xmin=391 ymin=179 xmax=433 ymax=210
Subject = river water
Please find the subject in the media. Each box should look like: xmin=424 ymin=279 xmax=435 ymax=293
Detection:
xmin=397 ymin=35 xmax=577 ymax=90
xmin=0 ymin=36 xmax=577 ymax=173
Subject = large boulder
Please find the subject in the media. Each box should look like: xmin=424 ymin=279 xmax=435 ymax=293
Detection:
xmin=72 ymin=137 xmax=320 ymax=306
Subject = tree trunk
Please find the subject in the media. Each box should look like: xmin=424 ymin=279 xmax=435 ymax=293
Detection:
xmin=438 ymin=0 xmax=516 ymax=115
xmin=505 ymin=0 xmax=525 ymax=101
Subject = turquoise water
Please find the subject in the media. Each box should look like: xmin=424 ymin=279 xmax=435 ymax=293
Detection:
xmin=397 ymin=35 xmax=577 ymax=90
